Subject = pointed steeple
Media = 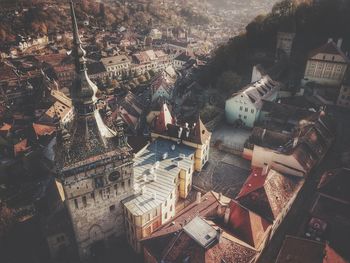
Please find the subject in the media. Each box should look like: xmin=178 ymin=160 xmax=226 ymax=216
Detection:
xmin=70 ymin=0 xmax=86 ymax=73
xmin=69 ymin=1 xmax=97 ymax=113
xmin=54 ymin=1 xmax=129 ymax=166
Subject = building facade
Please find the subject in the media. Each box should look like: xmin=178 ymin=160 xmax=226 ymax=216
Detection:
xmin=123 ymin=139 xmax=195 ymax=252
xmin=276 ymin=31 xmax=295 ymax=59
xmin=302 ymin=39 xmax=349 ymax=87
xmin=225 ymin=75 xmax=280 ymax=128
xmin=101 ymin=55 xmax=131 ymax=79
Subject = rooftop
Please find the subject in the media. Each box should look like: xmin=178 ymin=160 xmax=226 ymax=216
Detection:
xmin=237 ymin=168 xmax=304 ymax=221
xmin=123 ymin=138 xmax=195 ymax=216
xmin=308 ymin=40 xmax=349 ymax=63
xmin=276 ymin=236 xmax=347 ymax=263
xmin=230 ymin=75 xmax=281 ymax=109
xmin=101 ymin=55 xmax=130 ymax=66
xmin=183 ymin=216 xmax=218 ymax=249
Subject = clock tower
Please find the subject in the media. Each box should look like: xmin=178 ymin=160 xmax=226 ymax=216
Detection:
xmin=54 ymin=1 xmax=134 ymax=258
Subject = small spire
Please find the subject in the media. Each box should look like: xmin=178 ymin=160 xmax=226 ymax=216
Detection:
xmin=69 ymin=0 xmax=87 ymax=74
xmin=70 ymin=1 xmax=81 ymax=46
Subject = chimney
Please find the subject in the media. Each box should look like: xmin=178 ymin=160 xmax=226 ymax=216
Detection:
xmin=141 ymin=186 xmax=146 ymax=195
xmin=224 ymin=207 xmax=230 ymax=224
xmin=262 ymin=164 xmax=269 ymax=176
xmin=337 ymin=38 xmax=343 ymax=49
xmin=196 ymin=192 xmax=202 ymax=204
xmin=216 ymin=228 xmax=223 ymax=243
xmin=155 ymin=161 xmax=160 ymax=169
xmin=178 ymin=127 xmax=183 ymax=138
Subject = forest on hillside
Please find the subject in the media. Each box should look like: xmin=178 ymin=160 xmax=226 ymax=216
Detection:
xmin=200 ymin=0 xmax=350 ymax=91
xmin=0 ymin=0 xmax=211 ymax=43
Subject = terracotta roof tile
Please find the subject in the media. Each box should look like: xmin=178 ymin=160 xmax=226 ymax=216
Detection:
xmin=32 ymin=123 xmax=56 ymax=138
xmin=276 ymin=236 xmax=348 ymax=263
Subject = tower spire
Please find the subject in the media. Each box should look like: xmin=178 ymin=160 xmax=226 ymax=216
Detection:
xmin=69 ymin=0 xmax=87 ymax=74
xmin=69 ymin=0 xmax=98 ymax=114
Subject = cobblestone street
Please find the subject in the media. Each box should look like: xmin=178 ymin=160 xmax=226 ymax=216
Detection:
xmin=193 ymin=146 xmax=251 ymax=199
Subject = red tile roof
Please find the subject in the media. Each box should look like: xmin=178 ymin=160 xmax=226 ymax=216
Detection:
xmin=228 ymin=200 xmax=271 ymax=249
xmin=308 ymin=40 xmax=349 ymax=63
xmin=154 ymin=103 xmax=174 ymax=133
xmin=0 ymin=123 xmax=12 ymax=132
xmin=14 ymin=139 xmax=29 ymax=156
xmin=142 ymin=191 xmax=219 ymax=241
xmin=276 ymin=236 xmax=348 ymax=263
xmin=236 ymin=168 xmax=303 ymax=221
xmin=236 ymin=168 xmax=265 ymax=199
xmin=32 ymin=123 xmax=56 ymax=138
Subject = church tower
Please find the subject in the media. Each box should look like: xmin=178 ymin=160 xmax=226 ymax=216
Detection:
xmin=55 ymin=1 xmax=134 ymax=258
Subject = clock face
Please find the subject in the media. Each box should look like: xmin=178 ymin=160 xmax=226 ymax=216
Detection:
xmin=108 ymin=171 xmax=120 ymax=182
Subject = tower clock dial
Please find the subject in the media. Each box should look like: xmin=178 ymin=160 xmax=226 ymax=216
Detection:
xmin=108 ymin=171 xmax=121 ymax=182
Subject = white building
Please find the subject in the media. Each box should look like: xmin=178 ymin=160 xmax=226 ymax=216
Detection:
xmin=225 ymin=74 xmax=281 ymax=128
xmin=131 ymin=50 xmax=173 ymax=76
xmin=302 ymin=38 xmax=349 ymax=87
xmin=150 ymin=66 xmax=177 ymax=102
xmin=122 ymin=139 xmax=196 ymax=252
xmin=245 ymin=114 xmax=334 ymax=177
xmin=101 ymin=55 xmax=131 ymax=79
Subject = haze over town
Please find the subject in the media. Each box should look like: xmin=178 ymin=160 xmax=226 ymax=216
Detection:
xmin=0 ymin=0 xmax=349 ymax=263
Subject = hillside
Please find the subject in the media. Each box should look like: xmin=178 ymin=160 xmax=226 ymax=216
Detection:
xmin=200 ymin=0 xmax=350 ymax=90
xmin=0 ymin=0 xmax=211 ymax=43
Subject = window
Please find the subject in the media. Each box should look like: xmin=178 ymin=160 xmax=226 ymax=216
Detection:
xmin=128 ymin=179 xmax=131 ymax=187
xmin=82 ymin=196 xmax=87 ymax=207
xmin=165 ymin=213 xmax=168 ymax=219
xmin=245 ymin=107 xmax=248 ymax=112
xmin=74 ymin=199 xmax=78 ymax=209
xmin=170 ymin=205 xmax=173 ymax=212
xmin=251 ymin=109 xmax=254 ymax=114
xmin=94 ymin=177 xmax=104 ymax=188
xmin=238 ymin=114 xmax=242 ymax=119
xmin=239 ymin=106 xmax=243 ymax=111
xmin=109 ymin=205 xmax=115 ymax=212
xmin=91 ymin=192 xmax=95 ymax=201
xmin=170 ymin=193 xmax=173 ymax=199
xmin=165 ymin=200 xmax=167 ymax=207
xmin=121 ymin=181 xmax=125 ymax=190
xmin=244 ymin=116 xmax=247 ymax=119
xmin=56 ymin=235 xmax=65 ymax=243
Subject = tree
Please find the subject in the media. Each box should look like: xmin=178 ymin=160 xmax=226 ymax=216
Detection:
xmin=138 ymin=75 xmax=147 ymax=83
xmin=216 ymin=71 xmax=242 ymax=93
xmin=0 ymin=203 xmax=15 ymax=239
xmin=0 ymin=28 xmax=7 ymax=42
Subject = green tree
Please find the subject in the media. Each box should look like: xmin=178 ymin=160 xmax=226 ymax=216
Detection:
xmin=216 ymin=71 xmax=242 ymax=93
